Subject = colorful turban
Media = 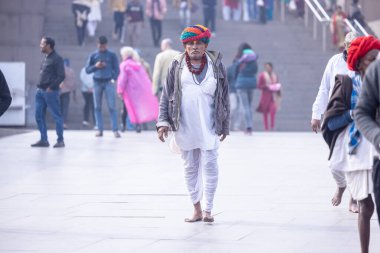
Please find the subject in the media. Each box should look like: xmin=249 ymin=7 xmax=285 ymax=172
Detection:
xmin=347 ymin=35 xmax=380 ymax=71
xmin=180 ymin=25 xmax=211 ymax=45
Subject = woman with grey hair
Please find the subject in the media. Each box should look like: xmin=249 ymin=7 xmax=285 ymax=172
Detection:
xmin=117 ymin=47 xmax=159 ymax=132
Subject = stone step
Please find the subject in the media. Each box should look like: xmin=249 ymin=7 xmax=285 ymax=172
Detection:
xmin=39 ymin=0 xmax=336 ymax=131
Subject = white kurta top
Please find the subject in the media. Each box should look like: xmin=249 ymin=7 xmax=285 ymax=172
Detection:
xmin=312 ymin=53 xmax=353 ymax=120
xmin=175 ymin=55 xmax=219 ymax=151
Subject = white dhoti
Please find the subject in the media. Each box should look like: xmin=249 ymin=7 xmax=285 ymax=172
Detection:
xmin=345 ymin=134 xmax=374 ymax=201
xmin=346 ymin=170 xmax=373 ymax=201
xmin=182 ymin=149 xmax=219 ymax=212
xmin=329 ymin=125 xmax=374 ymax=200
xmin=328 ymin=129 xmax=348 ymax=188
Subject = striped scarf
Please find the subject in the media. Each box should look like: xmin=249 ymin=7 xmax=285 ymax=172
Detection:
xmin=348 ymin=72 xmax=362 ymax=155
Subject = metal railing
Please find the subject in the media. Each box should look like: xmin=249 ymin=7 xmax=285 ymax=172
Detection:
xmin=304 ymin=0 xmax=330 ymax=51
xmin=279 ymin=0 xmax=371 ymax=51
xmin=353 ymin=19 xmax=369 ymax=36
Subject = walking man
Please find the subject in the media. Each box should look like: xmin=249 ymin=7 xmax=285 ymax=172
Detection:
xmin=86 ymin=35 xmax=121 ymax=137
xmin=31 ymin=36 xmax=65 ymax=148
xmin=152 ymin=38 xmax=180 ymax=98
xmin=310 ymin=32 xmax=358 ymax=212
xmin=157 ymin=25 xmax=230 ymax=222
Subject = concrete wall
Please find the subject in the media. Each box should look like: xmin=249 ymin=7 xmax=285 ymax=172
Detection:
xmin=361 ymin=0 xmax=380 ymax=23
xmin=0 ymin=0 xmax=47 ymax=126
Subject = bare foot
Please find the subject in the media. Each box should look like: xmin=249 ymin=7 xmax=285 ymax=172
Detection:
xmin=331 ymin=187 xmax=346 ymax=206
xmin=349 ymin=198 xmax=359 ymax=213
xmin=203 ymin=211 xmax=214 ymax=223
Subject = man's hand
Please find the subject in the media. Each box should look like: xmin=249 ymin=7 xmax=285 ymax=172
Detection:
xmin=158 ymin=126 xmax=169 ymax=142
xmin=219 ymin=134 xmax=227 ymax=142
xmin=311 ymin=119 xmax=321 ymax=133
xmin=95 ymin=61 xmax=106 ymax=69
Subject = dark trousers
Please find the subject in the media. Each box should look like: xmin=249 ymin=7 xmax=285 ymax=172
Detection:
xmin=258 ymin=6 xmax=266 ymax=24
xmin=82 ymin=91 xmax=95 ymax=123
xmin=60 ymin=92 xmax=70 ymax=123
xmin=203 ymin=6 xmax=216 ymax=32
xmin=150 ymin=18 xmax=162 ymax=47
xmin=374 ymin=157 xmax=380 ymax=226
xmin=72 ymin=3 xmax=90 ymax=46
xmin=113 ymin=11 xmax=125 ymax=40
xmin=121 ymin=101 xmax=128 ymax=129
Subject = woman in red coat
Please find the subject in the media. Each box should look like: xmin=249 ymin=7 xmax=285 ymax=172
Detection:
xmin=256 ymin=62 xmax=281 ymax=131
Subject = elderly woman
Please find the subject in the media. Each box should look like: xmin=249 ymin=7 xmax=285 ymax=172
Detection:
xmin=116 ymin=47 xmax=159 ymax=132
xmin=322 ymin=36 xmax=380 ymax=253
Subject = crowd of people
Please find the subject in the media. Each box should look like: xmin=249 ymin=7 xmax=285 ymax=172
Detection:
xmin=71 ymin=0 xmax=280 ymax=49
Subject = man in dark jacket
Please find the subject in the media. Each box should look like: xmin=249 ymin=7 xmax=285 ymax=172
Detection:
xmin=32 ymin=37 xmax=65 ymax=148
xmin=0 ymin=70 xmax=12 ymax=117
xmin=355 ymin=57 xmax=380 ymax=226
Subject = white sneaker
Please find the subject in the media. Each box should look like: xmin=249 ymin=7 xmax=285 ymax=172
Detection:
xmin=211 ymin=32 xmax=216 ymax=38
xmin=82 ymin=121 xmax=89 ymax=126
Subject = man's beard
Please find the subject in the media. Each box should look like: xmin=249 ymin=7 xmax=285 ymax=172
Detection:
xmin=189 ymin=53 xmax=203 ymax=61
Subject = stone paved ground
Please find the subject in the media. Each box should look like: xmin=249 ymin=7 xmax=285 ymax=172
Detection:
xmin=0 ymin=130 xmax=379 ymax=252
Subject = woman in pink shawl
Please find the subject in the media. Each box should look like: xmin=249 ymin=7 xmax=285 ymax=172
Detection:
xmin=117 ymin=47 xmax=159 ymax=132
xmin=256 ymin=62 xmax=281 ymax=131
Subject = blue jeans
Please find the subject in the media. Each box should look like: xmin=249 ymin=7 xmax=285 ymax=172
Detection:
xmin=35 ymin=89 xmax=64 ymax=142
xmin=93 ymin=80 xmax=118 ymax=132
xmin=237 ymin=89 xmax=254 ymax=129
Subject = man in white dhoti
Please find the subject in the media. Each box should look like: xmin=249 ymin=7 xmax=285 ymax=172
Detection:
xmin=322 ymin=36 xmax=380 ymax=253
xmin=156 ymin=24 xmax=230 ymax=223
xmin=311 ymin=32 xmax=359 ymax=212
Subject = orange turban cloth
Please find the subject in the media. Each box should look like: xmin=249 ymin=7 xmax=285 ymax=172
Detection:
xmin=347 ymin=35 xmax=380 ymax=71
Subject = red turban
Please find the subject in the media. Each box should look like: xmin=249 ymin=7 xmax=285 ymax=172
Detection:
xmin=347 ymin=35 xmax=380 ymax=71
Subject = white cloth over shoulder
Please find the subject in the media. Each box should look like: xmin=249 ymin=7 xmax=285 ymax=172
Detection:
xmin=312 ymin=53 xmax=352 ymax=120
xmin=175 ymin=55 xmax=219 ymax=151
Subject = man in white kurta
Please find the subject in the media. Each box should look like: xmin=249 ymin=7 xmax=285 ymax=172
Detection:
xmin=310 ymin=32 xmax=358 ymax=211
xmin=157 ymin=25 xmax=230 ymax=223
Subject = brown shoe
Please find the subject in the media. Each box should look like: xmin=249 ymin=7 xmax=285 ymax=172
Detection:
xmin=95 ymin=131 xmax=103 ymax=137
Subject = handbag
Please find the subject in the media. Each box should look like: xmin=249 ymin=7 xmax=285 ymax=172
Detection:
xmin=268 ymin=83 xmax=281 ymax=91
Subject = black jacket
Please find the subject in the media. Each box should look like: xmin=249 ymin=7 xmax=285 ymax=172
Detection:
xmin=321 ymin=75 xmax=352 ymax=160
xmin=37 ymin=50 xmax=65 ymax=90
xmin=0 ymin=70 xmax=12 ymax=117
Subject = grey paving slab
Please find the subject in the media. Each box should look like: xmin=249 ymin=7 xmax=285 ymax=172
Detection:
xmin=0 ymin=130 xmax=379 ymax=252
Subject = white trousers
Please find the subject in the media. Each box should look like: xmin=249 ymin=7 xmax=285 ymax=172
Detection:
xmin=181 ymin=149 xmax=218 ymax=212
xmin=87 ymin=21 xmax=98 ymax=37
xmin=222 ymin=5 xmax=242 ymax=21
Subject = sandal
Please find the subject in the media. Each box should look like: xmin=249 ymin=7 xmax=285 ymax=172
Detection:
xmin=203 ymin=216 xmax=214 ymax=223
xmin=184 ymin=217 xmax=203 ymax=223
